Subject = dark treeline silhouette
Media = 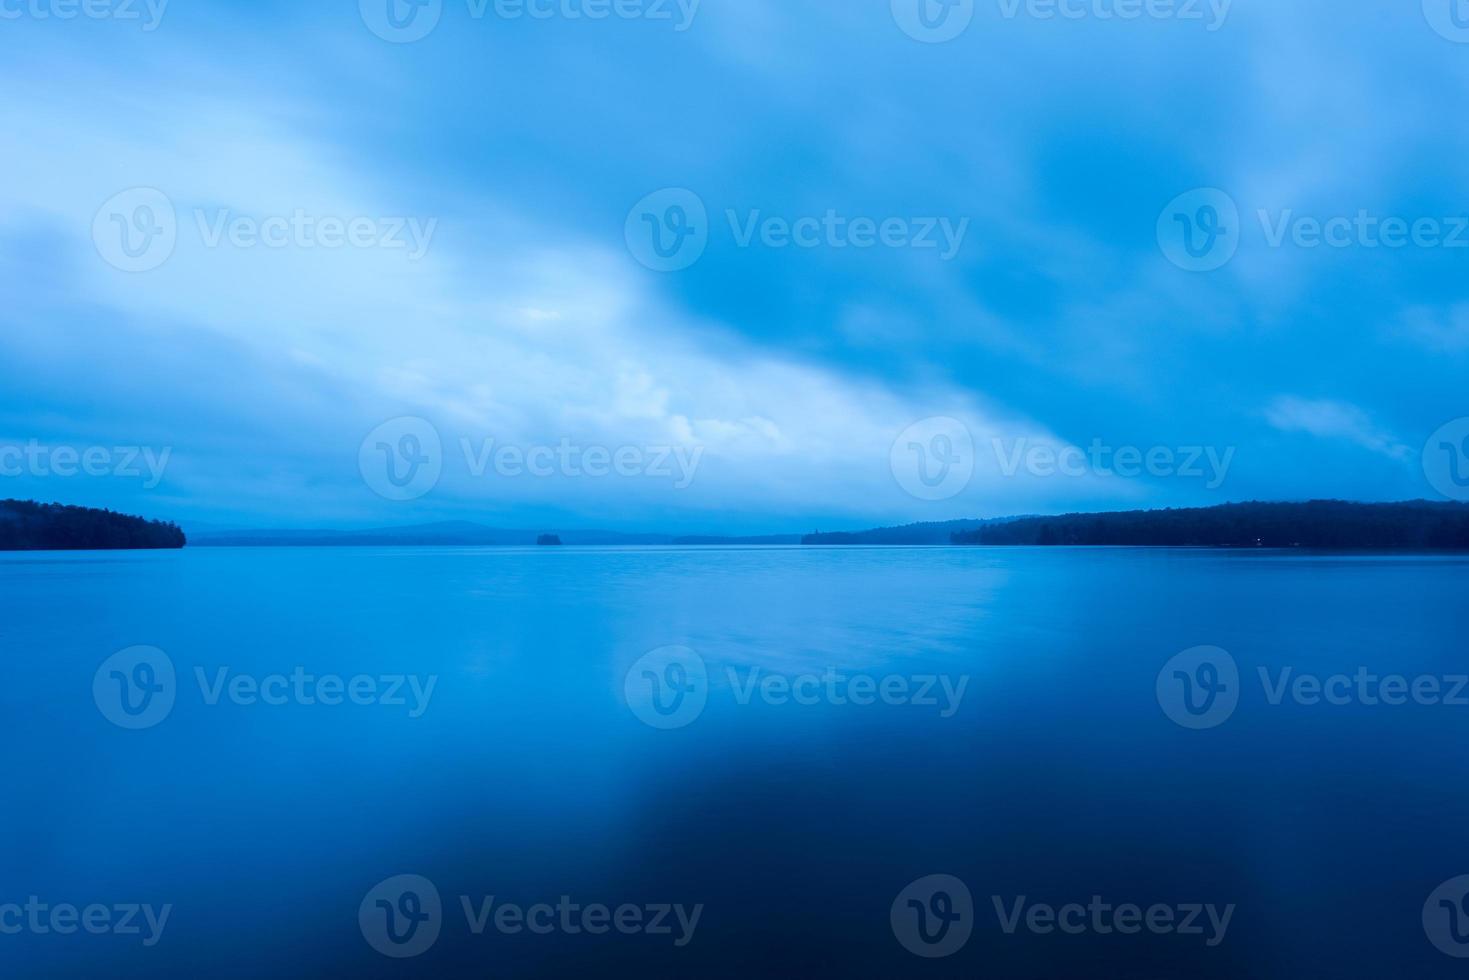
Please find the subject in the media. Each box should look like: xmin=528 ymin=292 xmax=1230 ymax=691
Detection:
xmin=0 ymin=499 xmax=186 ymax=551
xmin=953 ymin=500 xmax=1469 ymax=549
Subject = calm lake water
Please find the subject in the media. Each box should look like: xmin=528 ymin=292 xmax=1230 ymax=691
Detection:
xmin=3 ymin=546 xmax=1469 ymax=977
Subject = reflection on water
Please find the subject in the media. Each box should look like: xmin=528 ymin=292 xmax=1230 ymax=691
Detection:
xmin=2 ymin=546 xmax=1468 ymax=977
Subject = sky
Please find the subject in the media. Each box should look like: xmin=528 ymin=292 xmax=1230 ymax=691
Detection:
xmin=2 ymin=0 xmax=1468 ymax=533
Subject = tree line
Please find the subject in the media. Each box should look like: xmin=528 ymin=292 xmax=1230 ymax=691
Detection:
xmin=0 ymin=499 xmax=186 ymax=551
xmin=953 ymin=500 xmax=1469 ymax=549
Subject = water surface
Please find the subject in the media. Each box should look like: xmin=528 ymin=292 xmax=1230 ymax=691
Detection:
xmin=3 ymin=546 xmax=1467 ymax=977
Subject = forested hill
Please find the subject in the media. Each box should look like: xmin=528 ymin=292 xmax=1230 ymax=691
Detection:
xmin=0 ymin=500 xmax=186 ymax=551
xmin=953 ymin=500 xmax=1469 ymax=549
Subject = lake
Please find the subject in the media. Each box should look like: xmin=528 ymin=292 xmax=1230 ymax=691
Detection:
xmin=3 ymin=546 xmax=1468 ymax=977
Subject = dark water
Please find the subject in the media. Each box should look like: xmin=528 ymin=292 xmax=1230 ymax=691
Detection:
xmin=3 ymin=546 xmax=1469 ymax=977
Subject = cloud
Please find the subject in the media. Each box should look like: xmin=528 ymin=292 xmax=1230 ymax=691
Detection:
xmin=1395 ymin=304 xmax=1469 ymax=353
xmin=1264 ymin=396 xmax=1412 ymax=461
xmin=0 ymin=47 xmax=1093 ymax=528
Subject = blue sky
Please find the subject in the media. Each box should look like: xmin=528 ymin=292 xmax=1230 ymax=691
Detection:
xmin=2 ymin=0 xmax=1468 ymax=532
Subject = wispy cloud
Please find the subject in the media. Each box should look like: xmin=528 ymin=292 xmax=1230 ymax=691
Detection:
xmin=1264 ymin=396 xmax=1412 ymax=461
xmin=1395 ymin=304 xmax=1469 ymax=354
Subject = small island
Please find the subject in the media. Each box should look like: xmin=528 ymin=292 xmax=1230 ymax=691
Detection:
xmin=537 ymin=534 xmax=564 ymax=547
xmin=0 ymin=499 xmax=186 ymax=551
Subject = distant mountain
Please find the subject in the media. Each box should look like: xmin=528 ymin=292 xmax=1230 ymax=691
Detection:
xmin=0 ymin=499 xmax=185 ymax=551
xmin=673 ymin=534 xmax=803 ymax=546
xmin=954 ymin=500 xmax=1469 ymax=549
xmin=802 ymin=519 xmax=1012 ymax=546
xmin=189 ymin=521 xmax=675 ymax=547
